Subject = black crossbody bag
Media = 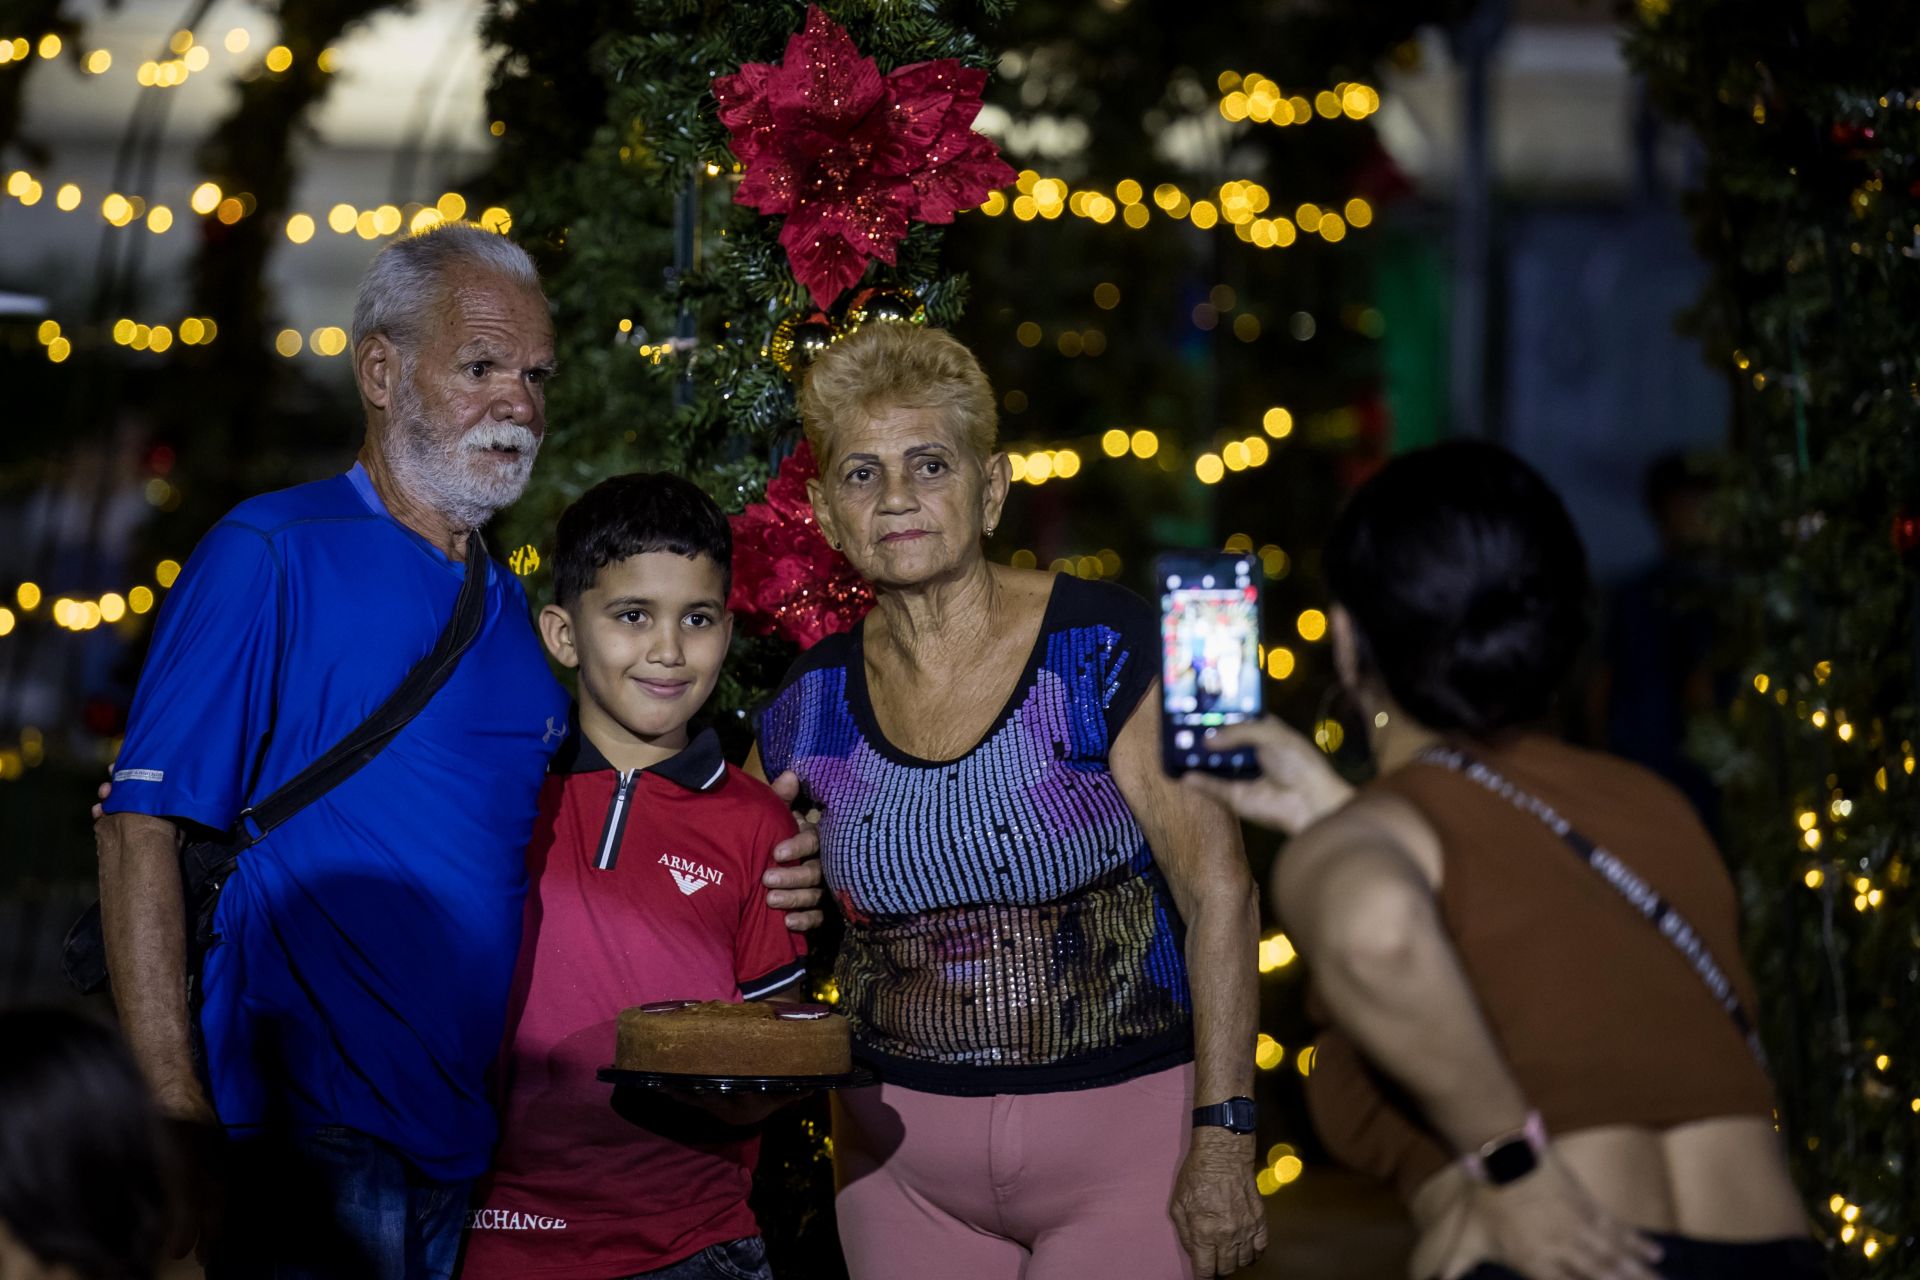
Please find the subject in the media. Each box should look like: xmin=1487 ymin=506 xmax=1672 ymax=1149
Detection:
xmin=62 ymin=534 xmax=491 ymax=1004
xmin=1416 ymin=743 xmax=1769 ymax=1070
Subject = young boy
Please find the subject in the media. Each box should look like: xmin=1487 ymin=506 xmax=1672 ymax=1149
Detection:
xmin=461 ymin=473 xmax=806 ymax=1280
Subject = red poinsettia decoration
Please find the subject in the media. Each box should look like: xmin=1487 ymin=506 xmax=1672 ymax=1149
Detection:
xmin=730 ymin=442 xmax=876 ymax=649
xmin=712 ymin=6 xmax=1015 ymax=309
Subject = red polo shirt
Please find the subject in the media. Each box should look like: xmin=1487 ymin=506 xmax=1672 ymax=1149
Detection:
xmin=461 ymin=726 xmax=806 ymax=1280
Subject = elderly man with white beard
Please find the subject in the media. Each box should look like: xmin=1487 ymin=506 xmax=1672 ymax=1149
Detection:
xmin=93 ymin=224 xmax=825 ymax=1280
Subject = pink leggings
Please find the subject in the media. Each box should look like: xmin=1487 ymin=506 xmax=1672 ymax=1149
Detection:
xmin=831 ymin=1063 xmax=1195 ymax=1279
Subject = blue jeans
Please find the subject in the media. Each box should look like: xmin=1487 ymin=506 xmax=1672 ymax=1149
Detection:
xmin=207 ymin=1126 xmax=468 ymax=1279
xmin=619 ymin=1236 xmax=773 ymax=1280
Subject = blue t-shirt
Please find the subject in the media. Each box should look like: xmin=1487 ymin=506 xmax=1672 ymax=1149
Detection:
xmin=103 ymin=466 xmax=568 ymax=1180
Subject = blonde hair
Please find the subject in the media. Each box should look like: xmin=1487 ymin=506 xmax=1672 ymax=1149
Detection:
xmin=798 ymin=323 xmax=997 ymax=465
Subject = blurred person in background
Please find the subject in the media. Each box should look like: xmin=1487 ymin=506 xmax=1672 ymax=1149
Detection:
xmin=1189 ymin=442 xmax=1816 ymax=1280
xmin=1593 ymin=452 xmax=1724 ymax=831
xmin=0 ymin=1007 xmax=169 ymax=1280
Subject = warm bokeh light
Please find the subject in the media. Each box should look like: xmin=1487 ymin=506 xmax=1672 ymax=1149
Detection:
xmin=1255 ymin=1034 xmax=1284 ymax=1070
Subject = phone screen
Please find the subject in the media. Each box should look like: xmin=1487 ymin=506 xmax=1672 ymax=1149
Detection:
xmin=1157 ymin=552 xmax=1262 ymax=778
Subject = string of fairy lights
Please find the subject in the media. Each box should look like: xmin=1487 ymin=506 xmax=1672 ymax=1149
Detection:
xmin=1755 ymin=661 xmax=1920 ymax=916
xmin=1 ymin=169 xmax=509 ymax=242
xmin=1749 ymin=658 xmax=1914 ymax=1262
xmin=977 ymin=170 xmax=1376 ymax=253
xmin=8 ymin=175 xmax=510 ymax=364
xmin=0 ymin=23 xmax=338 ymax=88
xmin=967 ymin=67 xmax=1390 ymax=478
xmin=1002 ymin=404 xmax=1296 ymax=490
xmin=1217 ymin=72 xmax=1383 ymax=128
xmin=0 ymin=566 xmax=183 ymax=778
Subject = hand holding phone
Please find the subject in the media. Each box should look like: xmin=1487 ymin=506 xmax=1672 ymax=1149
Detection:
xmin=1156 ymin=552 xmax=1263 ymax=778
xmin=1176 ymin=717 xmax=1356 ymax=835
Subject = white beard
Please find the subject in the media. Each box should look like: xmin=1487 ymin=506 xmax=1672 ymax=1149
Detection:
xmin=383 ymin=373 xmax=540 ymax=530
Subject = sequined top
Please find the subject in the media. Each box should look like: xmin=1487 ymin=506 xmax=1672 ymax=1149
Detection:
xmin=757 ymin=574 xmax=1194 ymax=1095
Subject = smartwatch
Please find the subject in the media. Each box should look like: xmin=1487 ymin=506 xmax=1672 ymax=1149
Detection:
xmin=1192 ymin=1097 xmax=1257 ymax=1135
xmin=1462 ymin=1110 xmax=1548 ymax=1186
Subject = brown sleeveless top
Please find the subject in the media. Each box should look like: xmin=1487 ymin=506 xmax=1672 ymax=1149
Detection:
xmin=1304 ymin=734 xmax=1777 ymax=1201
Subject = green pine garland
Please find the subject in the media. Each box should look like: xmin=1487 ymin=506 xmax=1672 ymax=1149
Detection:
xmin=1624 ymin=2 xmax=1920 ymax=1271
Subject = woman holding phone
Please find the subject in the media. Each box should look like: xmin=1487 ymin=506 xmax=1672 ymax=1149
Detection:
xmin=749 ymin=321 xmax=1263 ymax=1279
xmin=1189 ymin=442 xmax=1816 ymax=1280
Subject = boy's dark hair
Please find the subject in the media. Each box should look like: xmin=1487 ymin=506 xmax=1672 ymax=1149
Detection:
xmin=553 ymin=472 xmax=733 ymax=608
xmin=1324 ymin=440 xmax=1592 ymax=738
xmin=0 ymin=1008 xmax=169 ymax=1280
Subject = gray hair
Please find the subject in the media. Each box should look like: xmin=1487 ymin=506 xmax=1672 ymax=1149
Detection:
xmin=350 ymin=222 xmax=544 ymax=353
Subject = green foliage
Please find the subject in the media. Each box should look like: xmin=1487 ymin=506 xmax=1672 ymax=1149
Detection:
xmin=483 ymin=3 xmax=1007 ymax=732
xmin=1625 ymin=2 xmax=1920 ymax=1270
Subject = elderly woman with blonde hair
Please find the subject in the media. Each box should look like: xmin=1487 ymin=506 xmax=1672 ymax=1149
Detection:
xmin=749 ymin=322 xmax=1264 ymax=1278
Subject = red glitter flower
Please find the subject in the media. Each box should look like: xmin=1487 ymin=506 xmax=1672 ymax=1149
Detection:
xmin=729 ymin=442 xmax=876 ymax=649
xmin=713 ymin=6 xmax=1015 ymax=309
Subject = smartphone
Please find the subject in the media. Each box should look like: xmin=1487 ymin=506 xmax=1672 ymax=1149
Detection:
xmin=1157 ymin=551 xmax=1263 ymax=778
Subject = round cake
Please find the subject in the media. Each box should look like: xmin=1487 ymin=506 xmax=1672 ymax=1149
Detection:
xmin=616 ymin=1000 xmax=851 ymax=1077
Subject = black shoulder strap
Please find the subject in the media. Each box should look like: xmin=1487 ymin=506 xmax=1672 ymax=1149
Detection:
xmin=238 ymin=533 xmax=491 ymax=845
xmin=1415 ymin=744 xmax=1768 ymax=1070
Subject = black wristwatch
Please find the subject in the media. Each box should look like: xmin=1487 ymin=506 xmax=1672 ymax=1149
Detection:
xmin=1192 ymin=1097 xmax=1257 ymax=1135
xmin=1464 ymin=1111 xmax=1547 ymax=1187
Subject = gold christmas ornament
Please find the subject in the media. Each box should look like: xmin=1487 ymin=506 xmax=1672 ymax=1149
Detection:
xmin=844 ymin=286 xmax=927 ymax=331
xmin=769 ymin=311 xmax=842 ymax=376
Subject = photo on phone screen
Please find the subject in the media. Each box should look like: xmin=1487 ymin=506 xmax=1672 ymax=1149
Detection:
xmin=1156 ymin=552 xmax=1262 ymax=778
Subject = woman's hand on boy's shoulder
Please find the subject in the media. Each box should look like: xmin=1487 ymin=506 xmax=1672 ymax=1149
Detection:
xmin=763 ymin=771 xmax=825 ymax=931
